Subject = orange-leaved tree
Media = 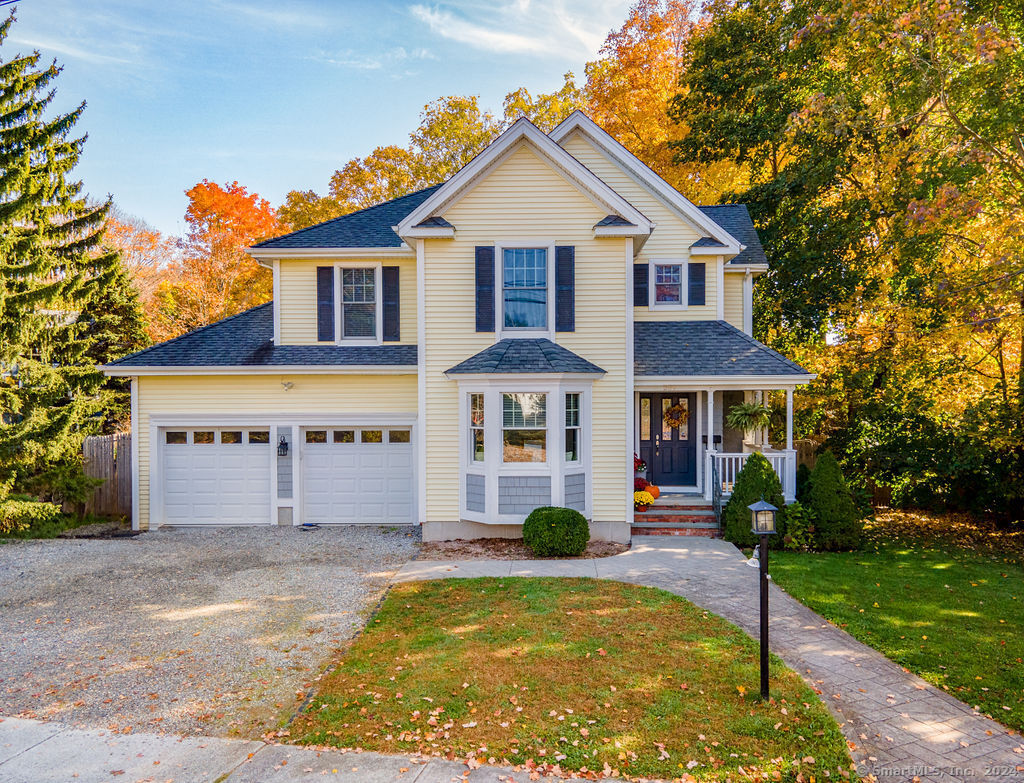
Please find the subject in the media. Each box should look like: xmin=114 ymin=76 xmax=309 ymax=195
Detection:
xmin=152 ymin=180 xmax=281 ymax=339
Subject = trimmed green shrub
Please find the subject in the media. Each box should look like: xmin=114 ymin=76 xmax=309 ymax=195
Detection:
xmin=523 ymin=506 xmax=589 ymax=557
xmin=795 ymin=463 xmax=812 ymax=503
xmin=0 ymin=496 xmax=66 ymax=536
xmin=721 ymin=452 xmax=787 ymax=549
xmin=781 ymin=500 xmax=816 ymax=552
xmin=807 ymin=451 xmax=863 ymax=550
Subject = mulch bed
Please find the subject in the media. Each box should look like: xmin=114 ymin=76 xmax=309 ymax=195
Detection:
xmin=419 ymin=537 xmax=628 ymax=560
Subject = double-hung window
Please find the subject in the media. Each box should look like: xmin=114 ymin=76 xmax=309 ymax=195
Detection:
xmin=564 ymin=393 xmax=580 ymax=462
xmin=341 ymin=268 xmax=376 ymax=338
xmin=654 ymin=263 xmax=683 ymax=305
xmin=502 ymin=392 xmax=547 ymax=462
xmin=470 ymin=393 xmax=485 ymax=462
xmin=502 ymin=248 xmax=547 ymax=329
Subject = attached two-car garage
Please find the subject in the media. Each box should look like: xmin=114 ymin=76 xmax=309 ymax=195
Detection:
xmin=158 ymin=424 xmax=414 ymax=526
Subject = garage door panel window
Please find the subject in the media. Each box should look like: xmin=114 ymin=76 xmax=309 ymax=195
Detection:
xmin=333 ymin=430 xmax=355 ymax=443
xmin=194 ymin=431 xmax=215 ymax=444
xmin=221 ymin=431 xmax=242 ymax=444
xmin=248 ymin=431 xmax=270 ymax=444
xmin=389 ymin=429 xmax=411 ymax=444
xmin=166 ymin=431 xmax=187 ymax=445
xmin=361 ymin=429 xmax=383 ymax=443
xmin=305 ymin=430 xmax=327 ymax=444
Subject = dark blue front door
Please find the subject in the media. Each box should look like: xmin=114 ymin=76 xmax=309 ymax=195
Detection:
xmin=638 ymin=393 xmax=696 ymax=486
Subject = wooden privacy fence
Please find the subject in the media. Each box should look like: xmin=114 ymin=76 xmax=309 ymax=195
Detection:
xmin=83 ymin=433 xmax=132 ymax=518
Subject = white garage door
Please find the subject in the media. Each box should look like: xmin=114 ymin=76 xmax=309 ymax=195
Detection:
xmin=161 ymin=428 xmax=273 ymax=525
xmin=301 ymin=426 xmax=414 ymax=524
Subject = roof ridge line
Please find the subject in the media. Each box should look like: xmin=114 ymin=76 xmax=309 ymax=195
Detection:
xmin=106 ymin=302 xmax=273 ymax=367
xmin=252 ymin=183 xmax=445 ymax=248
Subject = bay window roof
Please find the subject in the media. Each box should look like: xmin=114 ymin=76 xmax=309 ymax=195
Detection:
xmin=445 ymin=338 xmax=605 ymax=375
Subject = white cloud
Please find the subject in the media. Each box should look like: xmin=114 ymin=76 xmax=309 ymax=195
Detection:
xmin=409 ymin=0 xmax=630 ymax=59
xmin=10 ymin=35 xmax=136 ymax=66
xmin=314 ymin=46 xmax=437 ymax=71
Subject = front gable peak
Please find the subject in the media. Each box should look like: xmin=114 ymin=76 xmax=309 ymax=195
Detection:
xmin=396 ymin=117 xmax=653 ymax=242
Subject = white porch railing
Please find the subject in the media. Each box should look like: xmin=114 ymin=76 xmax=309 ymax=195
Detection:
xmin=705 ymin=449 xmax=797 ymax=503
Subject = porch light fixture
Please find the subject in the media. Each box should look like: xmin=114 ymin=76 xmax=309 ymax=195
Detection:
xmin=277 ymin=437 xmax=289 ymax=457
xmin=748 ymin=496 xmax=778 ymax=701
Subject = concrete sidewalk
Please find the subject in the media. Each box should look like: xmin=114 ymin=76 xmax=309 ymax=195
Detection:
xmin=0 ymin=716 xmax=601 ymax=783
xmin=396 ymin=536 xmax=1024 ymax=783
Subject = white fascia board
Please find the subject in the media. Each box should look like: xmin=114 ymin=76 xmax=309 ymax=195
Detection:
xmin=395 ymin=225 xmax=456 ymax=239
xmin=723 ymin=263 xmax=769 ymax=274
xmin=549 ymin=112 xmax=744 ymax=253
xmin=396 ymin=117 xmax=653 ymax=237
xmin=247 ymin=247 xmax=414 ymax=260
xmin=689 ymin=245 xmax=732 ymax=255
xmin=634 ymin=374 xmax=815 ymax=390
xmin=102 ymin=365 xmax=418 ymax=377
xmin=593 ymin=224 xmax=653 ymax=239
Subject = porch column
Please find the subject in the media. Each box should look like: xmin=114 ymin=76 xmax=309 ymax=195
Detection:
xmin=704 ymin=390 xmax=715 ymax=501
xmin=785 ymin=388 xmax=793 ymax=450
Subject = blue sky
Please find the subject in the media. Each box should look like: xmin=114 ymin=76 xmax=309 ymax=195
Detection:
xmin=22 ymin=0 xmax=632 ymax=236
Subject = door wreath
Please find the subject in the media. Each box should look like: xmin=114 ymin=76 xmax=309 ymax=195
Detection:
xmin=663 ymin=403 xmax=690 ymax=430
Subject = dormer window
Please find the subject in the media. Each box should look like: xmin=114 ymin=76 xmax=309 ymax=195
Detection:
xmin=502 ymin=248 xmax=548 ymax=330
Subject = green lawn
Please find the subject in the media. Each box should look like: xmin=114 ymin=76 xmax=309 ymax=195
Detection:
xmin=289 ymin=577 xmax=854 ymax=781
xmin=771 ymin=510 xmax=1024 ymax=732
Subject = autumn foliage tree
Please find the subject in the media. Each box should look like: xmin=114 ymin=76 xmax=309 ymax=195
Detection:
xmin=149 ymin=180 xmax=280 ymax=340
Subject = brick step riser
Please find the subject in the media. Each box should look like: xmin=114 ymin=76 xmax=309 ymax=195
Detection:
xmin=648 ymin=506 xmax=714 ymax=512
xmin=637 ymin=515 xmax=717 ymax=524
xmin=631 ymin=527 xmax=721 ymax=537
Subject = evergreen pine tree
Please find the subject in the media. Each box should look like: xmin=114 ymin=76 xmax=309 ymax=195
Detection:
xmin=0 ymin=14 xmax=146 ymax=504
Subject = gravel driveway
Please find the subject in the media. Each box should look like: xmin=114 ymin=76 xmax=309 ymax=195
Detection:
xmin=0 ymin=526 xmax=417 ymax=739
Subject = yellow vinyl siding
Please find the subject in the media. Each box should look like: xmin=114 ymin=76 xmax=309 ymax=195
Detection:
xmin=423 ymin=143 xmax=629 ymax=524
xmin=277 ymin=257 xmax=417 ymax=345
xmin=135 ymin=373 xmax=417 ymax=529
xmin=723 ymin=273 xmax=744 ymax=330
xmin=559 ymin=132 xmax=722 ymax=322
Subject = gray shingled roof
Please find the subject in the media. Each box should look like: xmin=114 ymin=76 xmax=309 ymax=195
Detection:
xmin=595 ymin=215 xmax=635 ymax=227
xmin=415 ymin=215 xmax=453 ymax=228
xmin=446 ymin=339 xmax=605 ymax=375
xmin=634 ymin=321 xmax=808 ymax=376
xmin=252 ymin=184 xmax=444 ymax=249
xmin=106 ymin=304 xmax=417 ymax=368
xmin=695 ymin=205 xmax=768 ymax=265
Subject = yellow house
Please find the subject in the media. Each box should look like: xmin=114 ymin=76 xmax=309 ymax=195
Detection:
xmin=103 ymin=112 xmax=813 ymax=540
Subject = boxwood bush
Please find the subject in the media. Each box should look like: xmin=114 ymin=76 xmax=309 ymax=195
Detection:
xmin=523 ymin=506 xmax=589 ymax=557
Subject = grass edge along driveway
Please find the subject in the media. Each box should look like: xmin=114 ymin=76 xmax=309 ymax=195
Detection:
xmin=288 ymin=577 xmax=855 ymax=781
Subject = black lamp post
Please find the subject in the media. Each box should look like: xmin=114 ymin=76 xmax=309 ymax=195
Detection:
xmin=748 ymin=497 xmax=778 ymax=700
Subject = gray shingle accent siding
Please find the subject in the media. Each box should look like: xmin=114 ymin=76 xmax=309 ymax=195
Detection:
xmin=695 ymin=204 xmax=768 ymax=265
xmin=446 ymin=339 xmax=604 ymax=375
xmin=466 ymin=473 xmax=486 ymax=514
xmin=634 ymin=321 xmax=809 ymax=377
xmin=565 ymin=473 xmax=585 ymax=512
xmin=277 ymin=427 xmax=293 ymax=499
xmin=498 ymin=475 xmax=551 ymax=515
xmin=106 ymin=304 xmax=417 ymax=368
xmin=252 ymin=184 xmax=443 ymax=249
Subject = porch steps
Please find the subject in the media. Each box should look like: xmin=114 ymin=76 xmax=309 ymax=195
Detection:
xmin=632 ymin=498 xmax=720 ymax=537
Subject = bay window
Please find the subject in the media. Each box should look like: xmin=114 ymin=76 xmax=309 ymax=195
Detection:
xmin=502 ymin=392 xmax=546 ymax=462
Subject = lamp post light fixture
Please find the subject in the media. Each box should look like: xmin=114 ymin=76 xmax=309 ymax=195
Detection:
xmin=748 ymin=497 xmax=778 ymax=700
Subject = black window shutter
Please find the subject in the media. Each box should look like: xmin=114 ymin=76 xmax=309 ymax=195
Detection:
xmin=382 ymin=266 xmax=400 ymax=342
xmin=475 ymin=246 xmax=495 ymax=332
xmin=316 ymin=266 xmax=335 ymax=342
xmin=633 ymin=263 xmax=649 ymax=307
xmin=555 ymin=246 xmax=575 ymax=332
xmin=688 ymin=262 xmax=706 ymax=306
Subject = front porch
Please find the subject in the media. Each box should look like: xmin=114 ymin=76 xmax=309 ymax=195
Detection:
xmin=634 ymin=387 xmax=798 ymax=505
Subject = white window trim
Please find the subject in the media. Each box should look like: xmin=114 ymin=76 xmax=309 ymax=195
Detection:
xmin=648 ymin=258 xmax=688 ymax=311
xmin=456 ymin=379 xmax=593 ymax=525
xmin=563 ymin=391 xmax=582 ymax=467
xmin=334 ymin=261 xmax=383 ymax=345
xmin=494 ymin=240 xmax=556 ymax=339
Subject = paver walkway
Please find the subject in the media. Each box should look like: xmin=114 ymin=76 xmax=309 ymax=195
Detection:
xmin=396 ymin=536 xmax=1024 ymax=782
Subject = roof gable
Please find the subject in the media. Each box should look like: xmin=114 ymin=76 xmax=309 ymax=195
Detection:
xmin=550 ymin=112 xmax=742 ymax=253
xmin=396 ymin=117 xmax=653 ymax=239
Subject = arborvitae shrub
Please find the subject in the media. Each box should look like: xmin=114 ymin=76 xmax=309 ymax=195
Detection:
xmin=721 ymin=452 xmax=787 ymax=549
xmin=807 ymin=451 xmax=863 ymax=550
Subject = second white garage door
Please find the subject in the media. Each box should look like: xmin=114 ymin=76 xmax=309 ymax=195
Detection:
xmin=301 ymin=426 xmax=414 ymax=524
